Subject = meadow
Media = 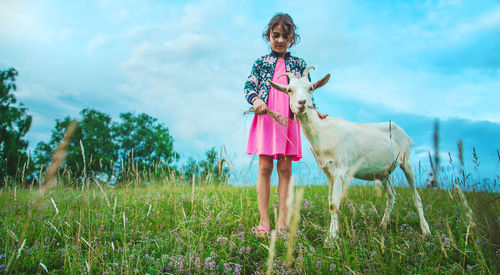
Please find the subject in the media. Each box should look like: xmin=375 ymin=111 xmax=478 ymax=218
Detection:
xmin=0 ymin=174 xmax=498 ymax=274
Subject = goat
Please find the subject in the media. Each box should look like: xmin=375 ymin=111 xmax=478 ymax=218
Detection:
xmin=269 ymin=67 xmax=431 ymax=242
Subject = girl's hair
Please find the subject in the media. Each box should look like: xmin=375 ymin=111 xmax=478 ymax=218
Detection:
xmin=263 ymin=13 xmax=300 ymax=48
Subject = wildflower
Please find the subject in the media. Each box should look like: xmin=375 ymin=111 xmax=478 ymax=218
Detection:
xmin=217 ymin=236 xmax=228 ymax=246
xmin=224 ymin=262 xmax=231 ymax=273
xmin=129 ymin=254 xmax=135 ymax=260
xmin=234 ymin=264 xmax=241 ymax=274
xmin=330 ymin=263 xmax=336 ymax=271
xmin=238 ymin=246 xmax=245 ymax=255
xmin=246 ymin=246 xmax=251 ymax=253
xmin=316 ymin=260 xmax=322 ymax=269
xmin=194 ymin=257 xmax=201 ymax=268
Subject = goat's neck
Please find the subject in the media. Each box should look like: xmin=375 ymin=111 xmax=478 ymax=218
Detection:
xmin=296 ymin=107 xmax=323 ymax=149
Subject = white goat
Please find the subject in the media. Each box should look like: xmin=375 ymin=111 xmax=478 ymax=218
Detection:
xmin=269 ymin=67 xmax=431 ymax=241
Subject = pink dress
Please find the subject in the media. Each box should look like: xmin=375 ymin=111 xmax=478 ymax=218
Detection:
xmin=246 ymin=59 xmax=302 ymax=161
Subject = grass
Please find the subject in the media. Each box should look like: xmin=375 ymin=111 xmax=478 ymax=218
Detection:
xmin=0 ymin=178 xmax=498 ymax=274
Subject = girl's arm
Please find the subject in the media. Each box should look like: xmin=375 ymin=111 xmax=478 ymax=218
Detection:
xmin=244 ymin=59 xmax=262 ymax=105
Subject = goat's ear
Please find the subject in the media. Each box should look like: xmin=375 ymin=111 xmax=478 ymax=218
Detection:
xmin=268 ymin=80 xmax=289 ymax=94
xmin=312 ymin=74 xmax=330 ymax=91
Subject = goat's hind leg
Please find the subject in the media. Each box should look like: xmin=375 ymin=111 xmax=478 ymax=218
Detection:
xmin=379 ymin=178 xmax=395 ymax=230
xmin=401 ymin=157 xmax=431 ymax=236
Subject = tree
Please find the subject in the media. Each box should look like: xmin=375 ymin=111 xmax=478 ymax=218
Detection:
xmin=115 ymin=112 xmax=177 ymax=169
xmin=182 ymin=147 xmax=229 ymax=184
xmin=0 ymin=68 xmax=32 ymax=182
xmin=34 ymin=108 xmax=117 ymax=181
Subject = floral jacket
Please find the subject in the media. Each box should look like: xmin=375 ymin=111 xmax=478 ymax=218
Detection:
xmin=244 ymin=51 xmax=314 ymax=114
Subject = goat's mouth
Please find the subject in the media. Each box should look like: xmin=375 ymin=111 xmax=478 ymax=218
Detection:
xmin=297 ymin=105 xmax=305 ymax=113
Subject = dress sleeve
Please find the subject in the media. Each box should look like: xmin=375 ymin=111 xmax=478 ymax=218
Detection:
xmin=244 ymin=59 xmax=261 ymax=105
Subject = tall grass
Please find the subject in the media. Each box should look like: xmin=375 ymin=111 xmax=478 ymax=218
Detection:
xmin=1 ymin=120 xmax=498 ymax=273
xmin=0 ymin=175 xmax=498 ymax=273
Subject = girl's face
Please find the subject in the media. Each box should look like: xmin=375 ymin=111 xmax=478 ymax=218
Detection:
xmin=269 ymin=24 xmax=290 ymax=58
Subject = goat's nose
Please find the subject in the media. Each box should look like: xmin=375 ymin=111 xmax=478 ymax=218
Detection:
xmin=298 ymin=100 xmax=306 ymax=105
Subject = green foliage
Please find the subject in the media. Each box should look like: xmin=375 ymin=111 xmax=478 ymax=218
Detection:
xmin=114 ymin=112 xmax=177 ymax=182
xmin=34 ymin=109 xmax=177 ymax=184
xmin=0 ymin=68 xmax=33 ymax=183
xmin=0 ymin=182 xmax=497 ymax=274
xmin=182 ymin=147 xmax=230 ymax=184
xmin=34 ymin=109 xmax=117 ymax=181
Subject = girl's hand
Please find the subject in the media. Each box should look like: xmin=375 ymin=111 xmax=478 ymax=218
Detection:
xmin=253 ymin=98 xmax=267 ymax=114
xmin=317 ymin=110 xmax=328 ymax=119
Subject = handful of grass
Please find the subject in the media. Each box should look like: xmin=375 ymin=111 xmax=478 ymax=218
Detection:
xmin=245 ymin=107 xmax=288 ymax=127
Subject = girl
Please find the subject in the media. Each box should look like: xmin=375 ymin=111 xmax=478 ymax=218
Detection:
xmin=244 ymin=13 xmax=326 ymax=235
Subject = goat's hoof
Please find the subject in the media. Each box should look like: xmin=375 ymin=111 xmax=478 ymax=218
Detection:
xmin=421 ymin=222 xmax=431 ymax=236
xmin=380 ymin=221 xmax=388 ymax=230
xmin=324 ymin=234 xmax=338 ymax=247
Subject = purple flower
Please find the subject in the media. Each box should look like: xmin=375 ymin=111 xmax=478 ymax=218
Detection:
xmin=316 ymin=260 xmax=322 ymax=269
xmin=217 ymin=236 xmax=228 ymax=246
xmin=204 ymin=257 xmax=216 ymax=271
xmin=129 ymin=254 xmax=135 ymax=260
xmin=234 ymin=265 xmax=241 ymax=274
xmin=224 ymin=263 xmax=231 ymax=273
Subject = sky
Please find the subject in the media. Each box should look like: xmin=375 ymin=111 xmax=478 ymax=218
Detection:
xmin=1 ymin=0 xmax=499 ymax=188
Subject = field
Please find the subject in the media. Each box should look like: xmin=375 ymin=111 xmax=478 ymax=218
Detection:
xmin=0 ymin=178 xmax=498 ymax=274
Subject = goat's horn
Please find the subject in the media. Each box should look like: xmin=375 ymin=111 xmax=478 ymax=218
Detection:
xmin=279 ymin=72 xmax=296 ymax=80
xmin=302 ymin=66 xmax=315 ymax=79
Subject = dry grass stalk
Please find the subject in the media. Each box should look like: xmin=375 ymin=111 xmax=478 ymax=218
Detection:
xmin=438 ymin=233 xmax=448 ymax=258
xmin=286 ymin=187 xmax=304 ymax=263
xmin=50 ymin=197 xmax=59 ymax=215
xmin=191 ymin=174 xmax=195 ymax=206
xmin=445 ymin=220 xmax=456 ymax=247
xmin=40 ymin=121 xmax=78 ymax=195
xmin=80 ymin=139 xmax=87 ymax=188
xmin=265 ymin=230 xmax=277 ymax=275
xmin=94 ymin=179 xmax=111 ymax=208
xmin=245 ymin=107 xmax=288 ymax=127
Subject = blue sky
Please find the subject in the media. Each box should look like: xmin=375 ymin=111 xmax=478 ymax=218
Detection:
xmin=1 ymin=0 xmax=499 ymax=186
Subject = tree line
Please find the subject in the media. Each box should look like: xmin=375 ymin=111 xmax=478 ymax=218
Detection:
xmin=0 ymin=67 xmax=229 ymax=187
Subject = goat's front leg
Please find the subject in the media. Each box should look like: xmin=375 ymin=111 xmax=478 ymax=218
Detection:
xmin=324 ymin=164 xmax=344 ymax=244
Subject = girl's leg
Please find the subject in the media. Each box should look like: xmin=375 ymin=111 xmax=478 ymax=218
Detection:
xmin=277 ymin=156 xmax=292 ymax=230
xmin=256 ymin=155 xmax=273 ymax=228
